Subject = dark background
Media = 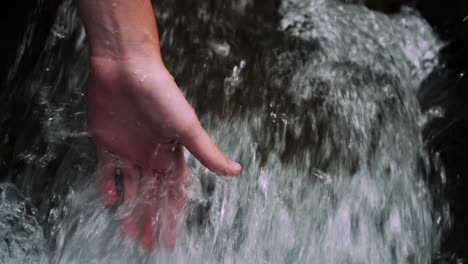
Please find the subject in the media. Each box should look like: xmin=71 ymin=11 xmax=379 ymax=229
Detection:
xmin=0 ymin=0 xmax=467 ymax=261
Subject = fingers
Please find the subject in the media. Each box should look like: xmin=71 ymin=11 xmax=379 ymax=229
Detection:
xmin=141 ymin=216 xmax=157 ymax=250
xmin=140 ymin=168 xmax=160 ymax=250
xmin=96 ymin=146 xmax=142 ymax=238
xmin=121 ymin=163 xmax=142 ymax=239
xmin=143 ymin=74 xmax=241 ymax=176
xmin=181 ymin=123 xmax=241 ymax=176
xmin=140 ymin=187 xmax=181 ymax=250
xmin=155 ymin=207 xmax=178 ymax=250
xmin=96 ymin=133 xmax=192 ymax=250
xmin=122 ymin=163 xmax=141 ymax=204
xmin=97 ymin=146 xmax=118 ymax=207
xmin=140 ymin=157 xmax=187 ymax=250
xmin=163 ymin=153 xmax=188 ymax=249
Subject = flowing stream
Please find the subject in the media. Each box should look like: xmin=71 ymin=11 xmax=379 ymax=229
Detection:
xmin=0 ymin=0 xmax=450 ymax=263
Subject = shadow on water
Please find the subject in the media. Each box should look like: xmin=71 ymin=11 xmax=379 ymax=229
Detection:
xmin=0 ymin=0 xmax=467 ymax=263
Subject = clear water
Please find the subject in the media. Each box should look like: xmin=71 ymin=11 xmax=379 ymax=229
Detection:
xmin=1 ymin=0 xmax=448 ymax=263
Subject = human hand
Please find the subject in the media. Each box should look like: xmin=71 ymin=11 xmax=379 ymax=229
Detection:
xmin=86 ymin=55 xmax=241 ymax=249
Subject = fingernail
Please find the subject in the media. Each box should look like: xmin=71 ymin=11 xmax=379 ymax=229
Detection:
xmin=228 ymin=160 xmax=242 ymax=174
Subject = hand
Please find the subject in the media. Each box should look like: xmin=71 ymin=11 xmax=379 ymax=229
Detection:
xmin=86 ymin=55 xmax=241 ymax=249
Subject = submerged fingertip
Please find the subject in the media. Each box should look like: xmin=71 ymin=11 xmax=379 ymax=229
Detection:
xmin=103 ymin=194 xmax=118 ymax=207
xmin=141 ymin=236 xmax=154 ymax=252
xmin=123 ymin=218 xmax=139 ymax=239
xmin=100 ymin=179 xmax=118 ymax=207
xmin=141 ymin=221 xmax=154 ymax=251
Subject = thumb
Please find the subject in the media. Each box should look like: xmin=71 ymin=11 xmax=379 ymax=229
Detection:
xmin=180 ymin=121 xmax=241 ymax=176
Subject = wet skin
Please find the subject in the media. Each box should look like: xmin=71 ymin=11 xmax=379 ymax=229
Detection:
xmin=79 ymin=0 xmax=241 ymax=249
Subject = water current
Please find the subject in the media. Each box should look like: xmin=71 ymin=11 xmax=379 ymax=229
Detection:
xmin=0 ymin=0 xmax=451 ymax=263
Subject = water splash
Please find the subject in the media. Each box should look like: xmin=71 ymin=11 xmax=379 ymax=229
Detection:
xmin=0 ymin=0 xmax=449 ymax=263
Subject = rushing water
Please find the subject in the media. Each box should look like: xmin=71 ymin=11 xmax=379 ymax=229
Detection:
xmin=0 ymin=0 xmax=450 ymax=263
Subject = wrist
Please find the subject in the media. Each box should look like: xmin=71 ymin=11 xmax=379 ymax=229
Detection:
xmin=88 ymin=53 xmax=172 ymax=87
xmin=88 ymin=35 xmax=163 ymax=63
xmin=78 ymin=0 xmax=163 ymax=62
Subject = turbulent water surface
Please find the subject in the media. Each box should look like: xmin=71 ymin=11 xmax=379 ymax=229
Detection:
xmin=0 ymin=0 xmax=450 ymax=263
